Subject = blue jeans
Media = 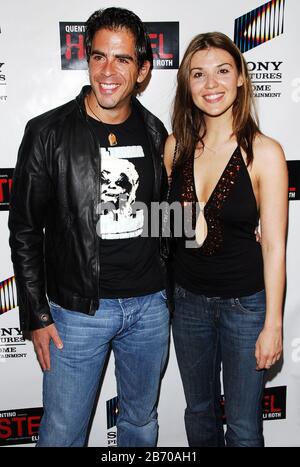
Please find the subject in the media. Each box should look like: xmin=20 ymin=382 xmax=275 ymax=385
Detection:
xmin=172 ymin=285 xmax=266 ymax=447
xmin=37 ymin=291 xmax=169 ymax=447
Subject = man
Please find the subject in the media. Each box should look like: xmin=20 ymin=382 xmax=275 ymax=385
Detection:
xmin=8 ymin=7 xmax=169 ymax=447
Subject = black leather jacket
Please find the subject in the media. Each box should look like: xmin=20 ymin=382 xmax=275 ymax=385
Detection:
xmin=9 ymin=86 xmax=168 ymax=331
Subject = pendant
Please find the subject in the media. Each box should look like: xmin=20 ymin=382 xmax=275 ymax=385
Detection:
xmin=108 ymin=133 xmax=117 ymax=146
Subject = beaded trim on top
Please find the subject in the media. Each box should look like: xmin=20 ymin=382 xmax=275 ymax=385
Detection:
xmin=181 ymin=146 xmax=242 ymax=256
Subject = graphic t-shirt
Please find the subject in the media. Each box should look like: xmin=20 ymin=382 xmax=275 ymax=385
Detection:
xmin=88 ymin=107 xmax=164 ymax=298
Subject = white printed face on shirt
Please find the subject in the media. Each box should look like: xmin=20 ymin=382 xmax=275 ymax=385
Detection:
xmin=99 ymin=146 xmax=144 ymax=240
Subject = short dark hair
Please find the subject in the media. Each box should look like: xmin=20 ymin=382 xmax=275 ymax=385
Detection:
xmin=85 ymin=7 xmax=153 ymax=69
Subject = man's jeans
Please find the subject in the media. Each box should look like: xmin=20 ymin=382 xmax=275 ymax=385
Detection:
xmin=172 ymin=285 xmax=266 ymax=447
xmin=37 ymin=291 xmax=170 ymax=447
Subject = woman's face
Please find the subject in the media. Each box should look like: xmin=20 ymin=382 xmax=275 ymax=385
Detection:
xmin=189 ymin=47 xmax=243 ymax=118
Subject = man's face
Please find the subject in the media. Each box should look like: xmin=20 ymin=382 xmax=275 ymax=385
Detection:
xmin=88 ymin=27 xmax=150 ymax=119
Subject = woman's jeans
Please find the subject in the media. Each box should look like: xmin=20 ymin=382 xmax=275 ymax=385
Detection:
xmin=37 ymin=291 xmax=169 ymax=447
xmin=172 ymin=285 xmax=266 ymax=447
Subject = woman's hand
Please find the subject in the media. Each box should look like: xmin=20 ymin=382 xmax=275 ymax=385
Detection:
xmin=255 ymin=325 xmax=282 ymax=370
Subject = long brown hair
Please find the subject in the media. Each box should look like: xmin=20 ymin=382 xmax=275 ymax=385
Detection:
xmin=172 ymin=32 xmax=260 ymax=166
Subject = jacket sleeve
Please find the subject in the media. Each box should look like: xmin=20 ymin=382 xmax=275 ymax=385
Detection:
xmin=8 ymin=122 xmax=54 ymax=331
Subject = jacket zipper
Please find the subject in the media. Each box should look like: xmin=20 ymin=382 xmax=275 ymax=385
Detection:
xmin=78 ymin=102 xmax=101 ymax=302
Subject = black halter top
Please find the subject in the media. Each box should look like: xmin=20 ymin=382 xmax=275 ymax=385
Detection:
xmin=170 ymin=146 xmax=264 ymax=298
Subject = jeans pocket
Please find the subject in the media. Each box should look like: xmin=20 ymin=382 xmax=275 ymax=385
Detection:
xmin=234 ymin=289 xmax=266 ymax=314
xmin=160 ymin=289 xmax=167 ymax=300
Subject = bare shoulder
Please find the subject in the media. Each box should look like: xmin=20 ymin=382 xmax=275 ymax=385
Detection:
xmin=164 ymin=133 xmax=177 ymax=175
xmin=252 ymin=134 xmax=288 ymax=186
xmin=253 ymin=133 xmax=286 ymax=166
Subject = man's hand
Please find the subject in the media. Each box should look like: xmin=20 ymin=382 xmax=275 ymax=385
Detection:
xmin=255 ymin=226 xmax=261 ymax=243
xmin=31 ymin=324 xmax=63 ymax=371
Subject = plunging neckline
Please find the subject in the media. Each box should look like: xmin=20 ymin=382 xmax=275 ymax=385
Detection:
xmin=192 ymin=145 xmax=240 ymax=208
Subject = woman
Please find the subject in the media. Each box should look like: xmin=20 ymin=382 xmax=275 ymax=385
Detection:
xmin=164 ymin=32 xmax=288 ymax=447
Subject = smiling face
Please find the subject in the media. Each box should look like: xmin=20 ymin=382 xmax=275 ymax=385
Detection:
xmin=88 ymin=27 xmax=150 ymax=121
xmin=189 ymin=47 xmax=243 ymax=119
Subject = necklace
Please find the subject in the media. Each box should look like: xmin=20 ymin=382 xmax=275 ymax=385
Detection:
xmin=86 ymin=96 xmax=118 ymax=146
